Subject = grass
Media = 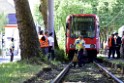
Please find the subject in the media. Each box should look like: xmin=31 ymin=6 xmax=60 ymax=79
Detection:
xmin=0 ymin=61 xmax=46 ymax=83
xmin=0 ymin=48 xmax=67 ymax=83
xmin=102 ymin=56 xmax=124 ymax=66
xmin=108 ymin=59 xmax=124 ymax=66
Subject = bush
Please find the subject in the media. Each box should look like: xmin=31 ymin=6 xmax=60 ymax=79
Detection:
xmin=54 ymin=49 xmax=68 ymax=62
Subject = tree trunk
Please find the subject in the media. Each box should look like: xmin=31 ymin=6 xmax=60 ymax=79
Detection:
xmin=39 ymin=0 xmax=48 ymax=29
xmin=13 ymin=0 xmax=41 ymax=60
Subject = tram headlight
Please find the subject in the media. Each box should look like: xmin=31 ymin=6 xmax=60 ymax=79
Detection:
xmin=70 ymin=44 xmax=75 ymax=48
xmin=90 ymin=44 xmax=95 ymax=48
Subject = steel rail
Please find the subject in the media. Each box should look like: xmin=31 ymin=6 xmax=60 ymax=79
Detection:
xmin=94 ymin=62 xmax=123 ymax=83
xmin=50 ymin=62 xmax=72 ymax=83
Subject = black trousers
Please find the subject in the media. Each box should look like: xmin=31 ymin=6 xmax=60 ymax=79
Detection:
xmin=115 ymin=46 xmax=120 ymax=58
xmin=73 ymin=62 xmax=77 ymax=67
xmin=108 ymin=47 xmax=115 ymax=58
xmin=10 ymin=49 xmax=14 ymax=62
xmin=78 ymin=49 xmax=84 ymax=67
xmin=48 ymin=46 xmax=54 ymax=60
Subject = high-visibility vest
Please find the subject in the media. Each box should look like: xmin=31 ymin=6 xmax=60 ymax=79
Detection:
xmin=108 ymin=37 xmax=115 ymax=47
xmin=74 ymin=38 xmax=85 ymax=51
xmin=39 ymin=37 xmax=49 ymax=48
xmin=108 ymin=37 xmax=112 ymax=47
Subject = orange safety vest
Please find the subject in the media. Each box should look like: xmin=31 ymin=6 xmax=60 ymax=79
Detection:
xmin=108 ymin=37 xmax=115 ymax=47
xmin=39 ymin=37 xmax=49 ymax=48
xmin=108 ymin=37 xmax=112 ymax=47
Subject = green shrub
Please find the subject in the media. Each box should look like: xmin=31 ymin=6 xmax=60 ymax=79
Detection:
xmin=54 ymin=49 xmax=68 ymax=62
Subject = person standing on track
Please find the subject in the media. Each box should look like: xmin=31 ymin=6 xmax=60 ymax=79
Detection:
xmin=74 ymin=35 xmax=85 ymax=67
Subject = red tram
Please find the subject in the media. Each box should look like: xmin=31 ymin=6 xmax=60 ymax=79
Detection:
xmin=65 ymin=14 xmax=100 ymax=61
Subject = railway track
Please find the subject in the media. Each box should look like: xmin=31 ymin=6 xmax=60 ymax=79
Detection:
xmin=94 ymin=62 xmax=123 ymax=83
xmin=51 ymin=61 xmax=124 ymax=83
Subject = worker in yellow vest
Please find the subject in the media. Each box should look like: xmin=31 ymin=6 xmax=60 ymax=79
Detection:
xmin=74 ymin=35 xmax=85 ymax=67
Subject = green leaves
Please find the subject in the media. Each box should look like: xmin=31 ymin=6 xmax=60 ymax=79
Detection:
xmin=34 ymin=0 xmax=124 ymax=42
xmin=54 ymin=0 xmax=124 ymax=41
xmin=0 ymin=12 xmax=6 ymax=33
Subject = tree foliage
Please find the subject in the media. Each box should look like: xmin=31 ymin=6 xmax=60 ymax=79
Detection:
xmin=54 ymin=0 xmax=124 ymax=42
xmin=0 ymin=13 xmax=7 ymax=33
xmin=34 ymin=5 xmax=43 ymax=27
xmin=33 ymin=0 xmax=124 ymax=48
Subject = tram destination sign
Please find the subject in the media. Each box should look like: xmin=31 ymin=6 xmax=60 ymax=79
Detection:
xmin=73 ymin=17 xmax=94 ymax=22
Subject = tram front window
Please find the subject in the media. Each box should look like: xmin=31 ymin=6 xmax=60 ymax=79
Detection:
xmin=70 ymin=16 xmax=95 ymax=38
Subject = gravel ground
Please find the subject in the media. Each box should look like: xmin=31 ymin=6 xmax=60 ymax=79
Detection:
xmin=24 ymin=62 xmax=123 ymax=83
xmin=63 ymin=63 xmax=114 ymax=83
xmin=32 ymin=68 xmax=61 ymax=83
xmin=101 ymin=63 xmax=124 ymax=82
xmin=24 ymin=64 xmax=65 ymax=83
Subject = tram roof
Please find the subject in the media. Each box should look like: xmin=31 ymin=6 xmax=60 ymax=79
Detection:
xmin=66 ymin=14 xmax=99 ymax=22
xmin=70 ymin=14 xmax=98 ymax=17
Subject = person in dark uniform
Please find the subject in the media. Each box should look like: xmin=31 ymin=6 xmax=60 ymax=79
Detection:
xmin=114 ymin=32 xmax=122 ymax=59
xmin=9 ymin=38 xmax=14 ymax=62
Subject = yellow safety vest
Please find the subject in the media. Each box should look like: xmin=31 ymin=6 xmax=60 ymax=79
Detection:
xmin=75 ymin=38 xmax=85 ymax=51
